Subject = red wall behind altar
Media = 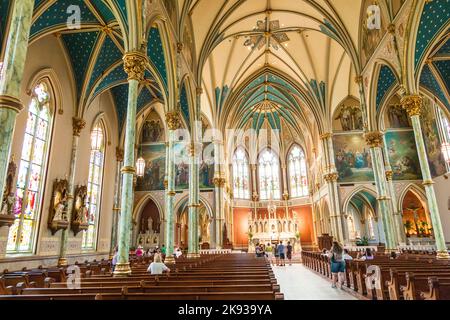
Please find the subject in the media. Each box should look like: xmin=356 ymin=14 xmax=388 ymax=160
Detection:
xmin=233 ymin=205 xmax=314 ymax=248
xmin=233 ymin=208 xmax=251 ymax=248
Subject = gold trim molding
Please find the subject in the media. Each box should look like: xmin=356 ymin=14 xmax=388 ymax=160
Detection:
xmin=121 ymin=166 xmax=136 ymax=174
xmin=165 ymin=111 xmax=181 ymax=130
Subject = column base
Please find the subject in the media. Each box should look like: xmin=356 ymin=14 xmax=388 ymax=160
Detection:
xmin=57 ymin=257 xmax=68 ymax=267
xmin=187 ymin=253 xmax=201 ymax=259
xmin=436 ymin=251 xmax=450 ymax=260
xmin=164 ymin=255 xmax=176 ymax=264
xmin=113 ymin=262 xmax=132 ymax=277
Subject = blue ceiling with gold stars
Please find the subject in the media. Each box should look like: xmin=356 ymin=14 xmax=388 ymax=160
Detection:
xmin=14 ymin=0 xmax=167 ymax=134
xmin=376 ymin=65 xmax=398 ymax=111
xmin=415 ymin=0 xmax=450 ymax=68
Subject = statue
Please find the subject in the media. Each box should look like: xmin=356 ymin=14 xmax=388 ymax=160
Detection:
xmin=1 ymin=160 xmax=16 ymax=216
xmin=53 ymin=189 xmax=67 ymax=221
xmin=147 ymin=216 xmax=153 ymax=232
xmin=73 ymin=185 xmax=88 ymax=224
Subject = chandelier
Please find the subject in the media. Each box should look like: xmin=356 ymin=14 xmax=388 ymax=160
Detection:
xmin=136 ymin=144 xmax=146 ymax=177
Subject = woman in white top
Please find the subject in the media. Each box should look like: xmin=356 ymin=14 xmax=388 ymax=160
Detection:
xmin=147 ymin=253 xmax=170 ymax=275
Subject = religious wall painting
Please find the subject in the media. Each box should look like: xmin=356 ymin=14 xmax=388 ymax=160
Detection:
xmin=360 ymin=0 xmax=387 ymax=66
xmin=385 ymin=130 xmax=422 ymax=180
xmin=385 ymin=103 xmax=411 ymax=128
xmin=135 ymin=143 xmax=166 ymax=191
xmin=421 ymin=97 xmax=447 ymax=177
xmin=333 ymin=134 xmax=374 ymax=182
xmin=140 ymin=110 xmax=164 ymax=143
xmin=333 ymin=98 xmax=364 ymax=132
xmin=174 ymin=142 xmax=190 ymax=190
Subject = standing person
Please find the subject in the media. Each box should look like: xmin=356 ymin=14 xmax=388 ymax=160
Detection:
xmin=327 ymin=241 xmax=345 ymax=289
xmin=277 ymin=241 xmax=285 ymax=266
xmin=286 ymin=241 xmax=293 ymax=265
xmin=147 ymin=253 xmax=171 ymax=275
xmin=161 ymin=244 xmax=166 ymax=259
xmin=111 ymin=246 xmax=118 ymax=272
xmin=266 ymin=243 xmax=273 ymax=263
xmin=274 ymin=242 xmax=280 ymax=266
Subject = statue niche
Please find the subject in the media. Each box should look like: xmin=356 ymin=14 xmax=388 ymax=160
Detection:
xmin=0 ymin=160 xmax=17 ymax=227
xmin=48 ymin=179 xmax=70 ymax=235
xmin=71 ymin=185 xmax=89 ymax=236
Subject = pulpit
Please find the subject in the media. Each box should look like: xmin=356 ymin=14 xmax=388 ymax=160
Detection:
xmin=318 ymin=234 xmax=333 ymax=250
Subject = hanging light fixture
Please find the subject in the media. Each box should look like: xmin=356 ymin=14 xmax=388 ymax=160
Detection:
xmin=91 ymin=125 xmax=103 ymax=151
xmin=136 ymin=143 xmax=146 ymax=177
xmin=441 ymin=142 xmax=450 ymax=164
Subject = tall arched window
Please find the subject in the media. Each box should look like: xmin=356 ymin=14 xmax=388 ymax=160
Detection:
xmin=436 ymin=107 xmax=450 ymax=172
xmin=232 ymin=147 xmax=250 ymax=199
xmin=82 ymin=122 xmax=105 ymax=249
xmin=7 ymin=82 xmax=53 ymax=253
xmin=288 ymin=145 xmax=309 ymax=197
xmin=258 ymin=149 xmax=281 ymax=200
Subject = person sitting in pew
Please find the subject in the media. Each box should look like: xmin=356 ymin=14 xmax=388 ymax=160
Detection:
xmin=356 ymin=248 xmax=374 ymax=261
xmin=389 ymin=251 xmax=398 ymax=260
xmin=147 ymin=254 xmax=170 ymax=275
xmin=342 ymin=249 xmax=353 ymax=261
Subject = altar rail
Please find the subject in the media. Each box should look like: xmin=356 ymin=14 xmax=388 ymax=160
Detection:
xmin=199 ymin=249 xmax=232 ymax=255
xmin=398 ymin=244 xmax=437 ymax=252
xmin=344 ymin=245 xmax=378 ymax=252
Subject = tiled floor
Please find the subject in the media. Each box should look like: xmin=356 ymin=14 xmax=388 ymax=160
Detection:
xmin=272 ymin=264 xmax=358 ymax=300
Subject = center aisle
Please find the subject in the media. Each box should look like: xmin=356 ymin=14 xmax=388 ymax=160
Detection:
xmin=271 ymin=264 xmax=357 ymax=300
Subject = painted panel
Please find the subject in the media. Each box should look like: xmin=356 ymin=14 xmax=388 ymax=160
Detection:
xmin=333 ymin=134 xmax=374 ymax=182
xmin=385 ymin=130 xmax=422 ymax=180
xmin=135 ymin=143 xmax=165 ymax=191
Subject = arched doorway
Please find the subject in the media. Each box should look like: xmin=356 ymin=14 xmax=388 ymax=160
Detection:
xmin=175 ymin=199 xmax=212 ymax=250
xmin=401 ymin=189 xmax=433 ymax=243
xmin=135 ymin=198 xmax=161 ymax=249
xmin=343 ymin=189 xmax=385 ymax=245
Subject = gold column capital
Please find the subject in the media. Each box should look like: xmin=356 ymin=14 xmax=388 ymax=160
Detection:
xmin=188 ymin=203 xmax=201 ymax=208
xmin=167 ymin=191 xmax=176 ymax=196
xmin=387 ymin=23 xmax=396 ymax=34
xmin=320 ymin=132 xmax=333 ymax=140
xmin=0 ymin=95 xmax=23 ymax=113
xmin=282 ymin=192 xmax=289 ymax=200
xmin=165 ymin=111 xmax=181 ymax=130
xmin=177 ymin=42 xmax=184 ymax=53
xmin=323 ymin=172 xmax=339 ymax=183
xmin=213 ymin=177 xmax=226 ymax=188
xmin=422 ymin=179 xmax=435 ymax=186
xmin=385 ymin=170 xmax=393 ymax=181
xmin=116 ymin=147 xmax=124 ymax=162
xmin=364 ymin=131 xmax=384 ymax=148
xmin=400 ymin=95 xmax=422 ymax=117
xmin=354 ymin=75 xmax=363 ymax=84
xmin=196 ymin=87 xmax=203 ymax=95
xmin=252 ymin=192 xmax=259 ymax=201
xmin=72 ymin=117 xmax=86 ymax=137
xmin=123 ymin=51 xmax=148 ymax=82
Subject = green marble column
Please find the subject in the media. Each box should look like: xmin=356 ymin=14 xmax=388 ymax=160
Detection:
xmin=164 ymin=111 xmax=181 ymax=264
xmin=110 ymin=148 xmax=123 ymax=258
xmin=320 ymin=133 xmax=344 ymax=242
xmin=0 ymin=0 xmax=35 ymax=206
xmin=187 ymin=142 xmax=200 ymax=258
xmin=365 ymin=132 xmax=397 ymax=251
xmin=114 ymin=52 xmax=148 ymax=276
xmin=382 ymin=136 xmax=406 ymax=244
xmin=57 ymin=118 xmax=86 ymax=267
xmin=213 ymin=140 xmax=225 ymax=249
xmin=401 ymin=95 xmax=449 ymax=259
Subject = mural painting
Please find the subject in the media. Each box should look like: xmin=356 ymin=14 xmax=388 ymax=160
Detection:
xmin=386 ymin=103 xmax=411 ymax=128
xmin=135 ymin=144 xmax=166 ymax=191
xmin=333 ymin=98 xmax=363 ymax=131
xmin=140 ymin=110 xmax=164 ymax=143
xmin=385 ymin=130 xmax=422 ymax=180
xmin=333 ymin=134 xmax=374 ymax=182
xmin=421 ymin=98 xmax=447 ymax=177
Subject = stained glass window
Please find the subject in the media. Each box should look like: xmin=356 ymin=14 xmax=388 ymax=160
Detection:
xmin=436 ymin=107 xmax=450 ymax=172
xmin=7 ymin=82 xmax=52 ymax=253
xmin=288 ymin=145 xmax=309 ymax=197
xmin=82 ymin=122 xmax=105 ymax=249
xmin=258 ymin=149 xmax=281 ymax=200
xmin=232 ymin=147 xmax=250 ymax=199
